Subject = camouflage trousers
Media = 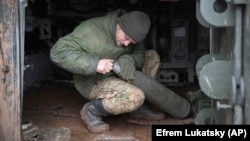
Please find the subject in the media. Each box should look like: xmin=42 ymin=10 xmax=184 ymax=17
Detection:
xmin=89 ymin=50 xmax=160 ymax=115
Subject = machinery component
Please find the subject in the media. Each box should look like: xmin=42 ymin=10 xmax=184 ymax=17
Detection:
xmin=199 ymin=60 xmax=233 ymax=99
xmin=195 ymin=108 xmax=216 ymax=125
xmin=24 ymin=52 xmax=53 ymax=92
xmin=187 ymin=89 xmax=211 ymax=118
xmin=39 ymin=18 xmax=51 ymax=40
xmin=195 ymin=0 xmax=247 ymax=125
xmin=225 ymin=0 xmax=247 ymax=5
xmin=157 ymin=62 xmax=194 ymax=86
xmin=195 ymin=108 xmax=232 ymax=125
xmin=113 ymin=62 xmax=191 ymax=119
xmin=232 ymin=4 xmax=245 ymax=124
xmin=171 ymin=19 xmax=189 ymax=63
xmin=195 ymin=54 xmax=226 ymax=78
xmin=187 ymin=89 xmax=203 ymax=102
xmin=216 ymin=101 xmax=232 ymax=110
xmin=234 ymin=105 xmax=243 ymax=124
xmin=196 ymin=0 xmax=235 ymax=27
xmin=157 ymin=70 xmax=178 ymax=83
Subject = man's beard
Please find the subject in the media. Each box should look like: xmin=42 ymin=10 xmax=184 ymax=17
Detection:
xmin=116 ymin=40 xmax=122 ymax=47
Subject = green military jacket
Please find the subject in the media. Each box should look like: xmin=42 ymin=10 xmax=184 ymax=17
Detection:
xmin=50 ymin=9 xmax=146 ymax=99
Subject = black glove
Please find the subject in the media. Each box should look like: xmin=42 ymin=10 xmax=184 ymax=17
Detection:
xmin=116 ymin=54 xmax=136 ymax=81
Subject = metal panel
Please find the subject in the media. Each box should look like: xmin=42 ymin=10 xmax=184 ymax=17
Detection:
xmin=243 ymin=0 xmax=250 ymax=124
xmin=23 ymin=52 xmax=53 ymax=92
xmin=199 ymin=60 xmax=233 ymax=100
xmin=0 ymin=0 xmax=23 ymax=140
xmin=196 ymin=0 xmax=235 ymax=27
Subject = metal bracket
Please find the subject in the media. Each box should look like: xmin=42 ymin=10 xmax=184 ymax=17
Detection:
xmin=196 ymin=54 xmax=226 ymax=78
xmin=196 ymin=0 xmax=235 ymax=27
xmin=39 ymin=18 xmax=52 ymax=40
xmin=196 ymin=0 xmax=247 ymax=27
xmin=225 ymin=0 xmax=247 ymax=5
xmin=199 ymin=60 xmax=233 ymax=99
xmin=196 ymin=0 xmax=246 ymax=124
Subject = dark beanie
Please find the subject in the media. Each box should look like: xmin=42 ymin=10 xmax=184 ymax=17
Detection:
xmin=118 ymin=11 xmax=151 ymax=43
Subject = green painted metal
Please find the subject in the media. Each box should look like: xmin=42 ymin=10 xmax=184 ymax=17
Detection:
xmin=195 ymin=108 xmax=216 ymax=125
xmin=196 ymin=54 xmax=226 ymax=78
xmin=199 ymin=60 xmax=233 ymax=99
xmin=196 ymin=0 xmax=214 ymax=27
xmin=195 ymin=108 xmax=231 ymax=125
xmin=197 ymin=0 xmax=235 ymax=27
xmin=187 ymin=89 xmax=211 ymax=117
xmin=243 ymin=0 xmax=250 ymax=124
xmin=187 ymin=89 xmax=203 ymax=102
xmin=225 ymin=0 xmax=247 ymax=5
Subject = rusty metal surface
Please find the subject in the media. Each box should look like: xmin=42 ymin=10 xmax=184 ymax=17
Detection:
xmin=0 ymin=0 xmax=22 ymax=140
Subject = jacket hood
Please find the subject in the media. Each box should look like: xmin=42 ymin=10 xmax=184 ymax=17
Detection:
xmin=105 ymin=9 xmax=127 ymax=41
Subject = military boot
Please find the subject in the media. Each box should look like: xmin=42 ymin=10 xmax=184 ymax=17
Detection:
xmin=80 ymin=99 xmax=110 ymax=133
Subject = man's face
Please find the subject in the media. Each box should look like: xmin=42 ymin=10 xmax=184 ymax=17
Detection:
xmin=115 ymin=24 xmax=135 ymax=47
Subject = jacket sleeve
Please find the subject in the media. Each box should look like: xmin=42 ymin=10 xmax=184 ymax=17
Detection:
xmin=128 ymin=42 xmax=146 ymax=70
xmin=50 ymin=31 xmax=99 ymax=76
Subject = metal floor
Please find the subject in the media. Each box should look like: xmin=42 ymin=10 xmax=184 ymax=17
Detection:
xmin=22 ymin=83 xmax=198 ymax=141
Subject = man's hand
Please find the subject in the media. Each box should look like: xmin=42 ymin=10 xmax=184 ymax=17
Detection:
xmin=96 ymin=59 xmax=114 ymax=74
xmin=117 ymin=55 xmax=136 ymax=80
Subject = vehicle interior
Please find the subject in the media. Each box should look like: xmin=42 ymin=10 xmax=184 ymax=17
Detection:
xmin=21 ymin=0 xmax=204 ymax=140
xmin=1 ymin=0 xmax=249 ymax=141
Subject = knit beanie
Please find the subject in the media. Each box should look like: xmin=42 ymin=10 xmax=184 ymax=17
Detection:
xmin=118 ymin=11 xmax=151 ymax=43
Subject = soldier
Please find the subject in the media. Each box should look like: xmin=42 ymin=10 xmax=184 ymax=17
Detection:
xmin=50 ymin=9 xmax=192 ymax=133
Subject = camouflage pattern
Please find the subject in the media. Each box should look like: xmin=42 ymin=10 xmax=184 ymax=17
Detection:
xmin=142 ymin=49 xmax=160 ymax=79
xmin=89 ymin=76 xmax=145 ymax=115
xmin=89 ymin=50 xmax=160 ymax=114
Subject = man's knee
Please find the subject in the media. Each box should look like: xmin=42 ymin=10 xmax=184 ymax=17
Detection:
xmin=102 ymin=88 xmax=145 ymax=115
xmin=143 ymin=49 xmax=160 ymax=79
xmin=145 ymin=49 xmax=160 ymax=61
xmin=128 ymin=88 xmax=145 ymax=111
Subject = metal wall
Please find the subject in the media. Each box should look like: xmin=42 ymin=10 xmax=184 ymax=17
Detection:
xmin=0 ymin=0 xmax=249 ymax=140
xmin=200 ymin=0 xmax=250 ymax=124
xmin=243 ymin=0 xmax=250 ymax=124
xmin=0 ymin=0 xmax=22 ymax=140
xmin=217 ymin=0 xmax=250 ymax=124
